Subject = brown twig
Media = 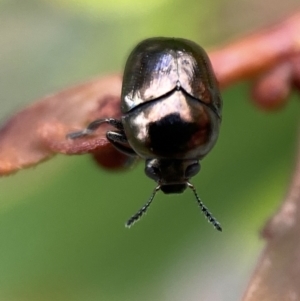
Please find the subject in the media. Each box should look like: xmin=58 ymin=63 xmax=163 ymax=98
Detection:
xmin=0 ymin=12 xmax=299 ymax=175
xmin=242 ymin=130 xmax=300 ymax=301
xmin=210 ymin=12 xmax=300 ymax=88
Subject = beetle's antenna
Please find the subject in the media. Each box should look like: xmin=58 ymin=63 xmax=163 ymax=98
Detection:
xmin=187 ymin=182 xmax=222 ymax=231
xmin=126 ymin=185 xmax=161 ymax=228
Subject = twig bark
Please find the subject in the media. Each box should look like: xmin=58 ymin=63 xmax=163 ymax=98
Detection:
xmin=242 ymin=131 xmax=300 ymax=301
xmin=0 ymin=13 xmax=299 ymax=175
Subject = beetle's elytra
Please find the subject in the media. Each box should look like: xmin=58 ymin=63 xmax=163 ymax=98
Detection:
xmin=67 ymin=37 xmax=222 ymax=231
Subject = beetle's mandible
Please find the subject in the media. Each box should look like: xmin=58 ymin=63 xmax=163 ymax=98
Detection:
xmin=67 ymin=37 xmax=223 ymax=231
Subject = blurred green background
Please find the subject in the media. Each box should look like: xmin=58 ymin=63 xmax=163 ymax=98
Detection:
xmin=0 ymin=0 xmax=299 ymax=300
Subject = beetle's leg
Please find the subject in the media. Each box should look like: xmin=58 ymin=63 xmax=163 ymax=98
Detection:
xmin=106 ymin=131 xmax=136 ymax=156
xmin=67 ymin=118 xmax=123 ymax=139
xmin=125 ymin=185 xmax=161 ymax=228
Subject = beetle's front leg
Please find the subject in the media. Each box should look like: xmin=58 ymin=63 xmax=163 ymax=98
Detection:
xmin=106 ymin=131 xmax=137 ymax=156
xmin=66 ymin=118 xmax=123 ymax=139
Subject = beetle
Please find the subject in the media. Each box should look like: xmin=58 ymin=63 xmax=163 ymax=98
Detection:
xmin=67 ymin=37 xmax=223 ymax=231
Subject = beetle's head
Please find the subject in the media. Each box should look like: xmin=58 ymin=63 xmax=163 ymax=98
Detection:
xmin=125 ymin=158 xmax=221 ymax=231
xmin=145 ymin=158 xmax=200 ymax=192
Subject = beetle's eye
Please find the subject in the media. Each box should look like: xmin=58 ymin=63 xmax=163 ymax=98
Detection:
xmin=145 ymin=165 xmax=160 ymax=181
xmin=185 ymin=163 xmax=200 ymax=178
